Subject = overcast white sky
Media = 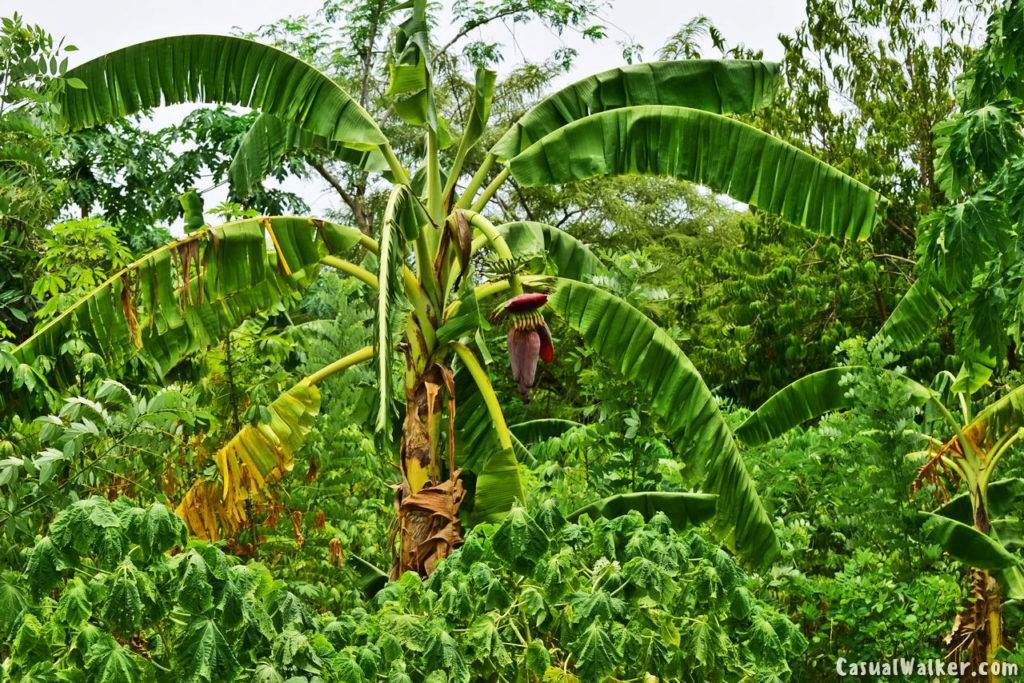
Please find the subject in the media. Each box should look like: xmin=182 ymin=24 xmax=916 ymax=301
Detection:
xmin=1 ymin=0 xmax=806 ymax=220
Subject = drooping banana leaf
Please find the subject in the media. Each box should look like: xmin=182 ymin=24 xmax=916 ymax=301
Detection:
xmin=491 ymin=60 xmax=781 ymax=160
xmin=350 ymin=554 xmax=389 ymax=597
xmin=734 ymin=366 xmax=935 ymax=446
xmin=177 ymin=384 xmax=321 ymax=541
xmin=547 ymin=278 xmax=778 ymax=566
xmin=229 ymin=112 xmax=389 ymax=200
xmin=177 ymin=347 xmax=372 ymax=541
xmin=509 ymin=105 xmax=886 ymax=240
xmin=483 ymin=221 xmax=605 ymax=281
xmin=874 ymin=277 xmax=953 ymax=351
xmin=3 ymin=217 xmax=365 ymax=406
xmin=920 ymin=511 xmax=1021 ymax=571
xmin=59 ymin=35 xmax=384 ymax=151
xmin=569 ymin=491 xmax=718 ymax=530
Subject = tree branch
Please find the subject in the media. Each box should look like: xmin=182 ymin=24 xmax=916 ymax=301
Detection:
xmin=434 ymin=8 xmax=524 ymax=59
xmin=310 ymin=160 xmax=371 ymax=234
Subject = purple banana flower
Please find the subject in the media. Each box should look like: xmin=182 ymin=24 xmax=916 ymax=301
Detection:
xmin=504 ymin=294 xmax=554 ymax=402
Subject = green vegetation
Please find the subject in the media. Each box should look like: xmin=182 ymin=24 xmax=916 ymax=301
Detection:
xmin=1 ymin=0 xmax=1023 ymax=680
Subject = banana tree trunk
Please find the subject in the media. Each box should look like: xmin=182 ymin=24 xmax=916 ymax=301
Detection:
xmin=391 ymin=360 xmax=464 ymax=578
xmin=957 ymin=488 xmax=1003 ymax=682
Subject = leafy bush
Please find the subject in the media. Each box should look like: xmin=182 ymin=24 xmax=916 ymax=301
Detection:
xmin=1 ymin=497 xmax=805 ymax=682
xmin=326 ymin=504 xmax=806 ymax=682
xmin=2 ymin=497 xmax=364 ymax=681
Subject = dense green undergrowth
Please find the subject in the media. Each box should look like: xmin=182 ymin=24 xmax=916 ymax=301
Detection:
xmin=2 ymin=497 xmax=806 ymax=681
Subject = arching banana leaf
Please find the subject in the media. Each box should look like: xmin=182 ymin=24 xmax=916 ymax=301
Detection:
xmin=921 ymin=509 xmax=1024 ymax=599
xmin=491 ymin=60 xmax=780 ymax=160
xmin=569 ymin=491 xmax=718 ymax=530
xmin=229 ymin=112 xmax=389 ymax=200
xmin=3 ymin=217 xmax=365 ymax=406
xmin=59 ymin=35 xmax=384 ymax=151
xmin=488 ymin=221 xmax=604 ymax=281
xmin=177 ymin=384 xmax=321 ymax=541
xmin=509 ymin=105 xmax=885 ymax=240
xmin=935 ymin=479 xmax=1024 ymax=525
xmin=920 ymin=512 xmax=1021 ymax=572
xmin=734 ymin=366 xmax=934 ymax=446
xmin=509 ymin=419 xmax=584 ymax=444
xmin=547 ymin=278 xmax=778 ymax=567
xmin=874 ymin=277 xmax=953 ymax=351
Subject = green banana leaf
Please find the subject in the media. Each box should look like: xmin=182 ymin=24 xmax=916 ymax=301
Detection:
xmin=547 ymin=278 xmax=779 ymax=567
xmin=229 ymin=113 xmax=388 ymax=200
xmin=934 ymin=479 xmax=1024 ymax=525
xmin=569 ymin=491 xmax=718 ymax=530
xmin=934 ymin=479 xmax=1024 ymax=557
xmin=59 ymin=35 xmax=384 ymax=151
xmin=999 ymin=568 xmax=1024 ymax=601
xmin=921 ymin=511 xmax=1021 ymax=571
xmin=492 ymin=59 xmax=780 ymax=160
xmin=734 ymin=366 xmax=934 ymax=446
xmin=350 ymin=554 xmax=389 ymax=597
xmin=509 ymin=419 xmax=584 ymax=443
xmin=490 ymin=221 xmax=604 ymax=281
xmin=874 ymin=277 xmax=952 ymax=351
xmin=471 ymin=446 xmax=524 ymax=524
xmin=509 ymin=105 xmax=885 ymax=240
xmin=387 ymin=0 xmax=448 ymax=140
xmin=3 ymin=217 xmax=364 ymax=406
xmin=448 ymin=67 xmax=496 ymax=170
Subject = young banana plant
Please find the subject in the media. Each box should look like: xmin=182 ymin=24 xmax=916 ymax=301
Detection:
xmin=1 ymin=1 xmax=886 ymax=576
xmin=737 ymin=367 xmax=1024 ymax=678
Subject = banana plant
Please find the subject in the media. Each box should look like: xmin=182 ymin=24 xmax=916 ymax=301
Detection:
xmin=1 ymin=1 xmax=887 ymax=576
xmin=737 ymin=366 xmax=1024 ymax=675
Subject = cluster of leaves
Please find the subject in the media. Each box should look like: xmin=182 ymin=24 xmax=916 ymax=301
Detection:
xmin=0 ymin=379 xmax=206 ymax=567
xmin=0 ymin=13 xmax=80 ymax=340
xmin=0 ymin=496 xmax=807 ymax=682
xmin=30 ymin=217 xmax=133 ymax=323
xmin=2 ymin=497 xmax=369 ymax=681
xmin=326 ymin=505 xmax=806 ymax=682
xmin=911 ymin=0 xmax=1024 ymax=389
xmin=739 ymin=341 xmax=969 ymax=678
